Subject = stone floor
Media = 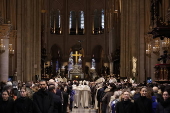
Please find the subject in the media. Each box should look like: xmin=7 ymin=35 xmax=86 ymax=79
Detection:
xmin=71 ymin=107 xmax=97 ymax=113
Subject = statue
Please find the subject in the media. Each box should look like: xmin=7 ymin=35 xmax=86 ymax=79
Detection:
xmin=78 ymin=56 xmax=82 ymax=65
xmin=91 ymin=58 xmax=95 ymax=69
xmin=132 ymin=56 xmax=137 ymax=77
xmin=158 ymin=50 xmax=170 ymax=64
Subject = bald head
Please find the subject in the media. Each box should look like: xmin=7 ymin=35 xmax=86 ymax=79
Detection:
xmin=153 ymin=86 xmax=158 ymax=93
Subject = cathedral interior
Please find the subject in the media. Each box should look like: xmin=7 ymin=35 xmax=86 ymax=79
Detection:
xmin=0 ymin=0 xmax=170 ymax=83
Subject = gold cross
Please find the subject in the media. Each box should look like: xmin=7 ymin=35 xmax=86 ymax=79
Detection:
xmin=72 ymin=51 xmax=82 ymax=64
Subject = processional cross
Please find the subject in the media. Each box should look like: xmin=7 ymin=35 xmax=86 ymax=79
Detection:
xmin=72 ymin=51 xmax=82 ymax=64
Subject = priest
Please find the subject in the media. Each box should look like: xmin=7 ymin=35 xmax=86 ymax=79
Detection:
xmin=81 ymin=81 xmax=91 ymax=108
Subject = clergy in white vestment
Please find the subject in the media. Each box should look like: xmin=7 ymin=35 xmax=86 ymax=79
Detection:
xmin=63 ymin=77 xmax=67 ymax=83
xmin=72 ymin=83 xmax=82 ymax=108
xmin=95 ymin=76 xmax=105 ymax=83
xmin=57 ymin=76 xmax=63 ymax=82
xmin=109 ymin=75 xmax=117 ymax=83
xmin=81 ymin=81 xmax=91 ymax=108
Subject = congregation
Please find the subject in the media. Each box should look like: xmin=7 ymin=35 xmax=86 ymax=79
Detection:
xmin=0 ymin=75 xmax=170 ymax=113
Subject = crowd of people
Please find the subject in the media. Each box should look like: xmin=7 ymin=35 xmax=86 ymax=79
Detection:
xmin=0 ymin=75 xmax=170 ymax=113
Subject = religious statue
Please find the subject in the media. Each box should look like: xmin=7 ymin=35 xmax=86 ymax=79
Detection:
xmin=158 ymin=50 xmax=170 ymax=64
xmin=69 ymin=52 xmax=74 ymax=65
xmin=78 ymin=56 xmax=82 ymax=65
xmin=132 ymin=56 xmax=137 ymax=77
xmin=91 ymin=58 xmax=95 ymax=69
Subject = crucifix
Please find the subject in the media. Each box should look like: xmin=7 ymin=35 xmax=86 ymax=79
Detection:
xmin=72 ymin=51 xmax=82 ymax=64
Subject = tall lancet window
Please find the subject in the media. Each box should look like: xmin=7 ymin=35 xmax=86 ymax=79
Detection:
xmin=93 ymin=9 xmax=105 ymax=34
xmin=101 ymin=9 xmax=105 ymax=33
xmin=69 ymin=11 xmax=76 ymax=35
xmin=78 ymin=11 xmax=85 ymax=35
xmin=93 ymin=9 xmax=99 ymax=34
xmin=50 ymin=9 xmax=61 ymax=34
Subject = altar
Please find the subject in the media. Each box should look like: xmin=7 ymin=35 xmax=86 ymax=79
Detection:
xmin=69 ymin=64 xmax=84 ymax=80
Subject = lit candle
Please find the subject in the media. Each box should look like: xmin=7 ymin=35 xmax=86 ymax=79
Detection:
xmin=9 ymin=44 xmax=12 ymax=48
xmin=153 ymin=47 xmax=156 ymax=52
xmin=0 ymin=39 xmax=3 ymax=44
xmin=53 ymin=16 xmax=56 ymax=33
xmin=162 ymin=42 xmax=166 ymax=47
xmin=146 ymin=50 xmax=149 ymax=54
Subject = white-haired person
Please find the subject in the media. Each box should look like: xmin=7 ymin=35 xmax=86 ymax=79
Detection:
xmin=109 ymin=91 xmax=122 ymax=113
xmin=153 ymin=86 xmax=162 ymax=102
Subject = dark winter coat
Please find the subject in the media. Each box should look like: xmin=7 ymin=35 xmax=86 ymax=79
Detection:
xmin=33 ymin=89 xmax=53 ymax=113
xmin=51 ymin=92 xmax=62 ymax=113
xmin=61 ymin=91 xmax=68 ymax=113
xmin=156 ymin=98 xmax=170 ymax=113
xmin=14 ymin=97 xmax=37 ymax=113
xmin=134 ymin=96 xmax=152 ymax=113
xmin=115 ymin=100 xmax=135 ymax=113
xmin=0 ymin=97 xmax=14 ymax=113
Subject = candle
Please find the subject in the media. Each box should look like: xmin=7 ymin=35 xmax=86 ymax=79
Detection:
xmin=9 ymin=44 xmax=12 ymax=48
xmin=153 ymin=47 xmax=156 ymax=52
xmin=146 ymin=50 xmax=148 ymax=54
xmin=53 ymin=16 xmax=56 ymax=33
xmin=0 ymin=39 xmax=3 ymax=44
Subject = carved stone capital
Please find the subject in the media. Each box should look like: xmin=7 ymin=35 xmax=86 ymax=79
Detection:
xmin=9 ymin=30 xmax=17 ymax=39
xmin=0 ymin=24 xmax=12 ymax=38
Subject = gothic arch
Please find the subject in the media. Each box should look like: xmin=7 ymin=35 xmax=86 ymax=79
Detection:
xmin=51 ymin=44 xmax=62 ymax=60
xmin=50 ymin=44 xmax=62 ymax=77
xmin=92 ymin=45 xmax=104 ymax=75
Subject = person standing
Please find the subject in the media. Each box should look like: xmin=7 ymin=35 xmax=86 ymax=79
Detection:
xmin=14 ymin=87 xmax=37 ymax=113
xmin=73 ymin=83 xmax=81 ymax=108
xmin=0 ymin=90 xmax=14 ymax=113
xmin=81 ymin=81 xmax=91 ymax=108
xmin=134 ymin=86 xmax=152 ymax=113
xmin=33 ymin=80 xmax=53 ymax=113
xmin=115 ymin=90 xmax=135 ymax=113
xmin=156 ymin=90 xmax=170 ymax=113
xmin=102 ymin=83 xmax=116 ymax=113
xmin=48 ymin=85 xmax=62 ymax=113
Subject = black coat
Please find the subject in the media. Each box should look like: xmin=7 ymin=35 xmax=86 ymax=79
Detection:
xmin=115 ymin=100 xmax=135 ymax=113
xmin=61 ymin=91 xmax=68 ymax=113
xmin=0 ymin=97 xmax=14 ymax=113
xmin=33 ymin=89 xmax=53 ymax=113
xmin=134 ymin=96 xmax=152 ymax=113
xmin=156 ymin=98 xmax=170 ymax=113
xmin=51 ymin=92 xmax=62 ymax=113
xmin=154 ymin=93 xmax=162 ymax=102
xmin=14 ymin=97 xmax=37 ymax=113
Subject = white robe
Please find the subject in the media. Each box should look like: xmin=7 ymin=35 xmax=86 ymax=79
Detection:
xmin=73 ymin=85 xmax=82 ymax=108
xmin=80 ymin=85 xmax=91 ymax=108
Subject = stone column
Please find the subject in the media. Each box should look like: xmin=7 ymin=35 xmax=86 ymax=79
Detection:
xmin=17 ymin=0 xmax=41 ymax=81
xmin=120 ymin=0 xmax=147 ymax=82
xmin=0 ymin=24 xmax=11 ymax=81
xmin=120 ymin=0 xmax=130 ymax=77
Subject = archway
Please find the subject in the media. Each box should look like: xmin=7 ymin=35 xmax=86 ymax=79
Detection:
xmin=92 ymin=45 xmax=104 ymax=76
xmin=50 ymin=44 xmax=62 ymax=77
